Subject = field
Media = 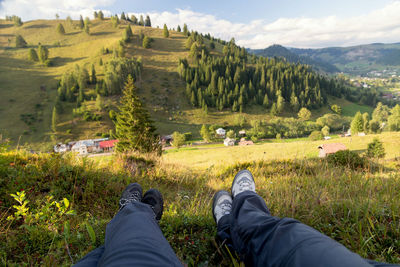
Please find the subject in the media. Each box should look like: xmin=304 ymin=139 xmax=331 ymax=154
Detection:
xmin=1 ymin=132 xmax=400 ymax=265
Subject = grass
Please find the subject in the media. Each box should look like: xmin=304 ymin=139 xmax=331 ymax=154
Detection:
xmin=162 ymin=132 xmax=400 ymax=169
xmin=1 ymin=143 xmax=400 ymax=265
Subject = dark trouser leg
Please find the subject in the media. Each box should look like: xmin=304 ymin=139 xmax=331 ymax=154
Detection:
xmin=97 ymin=202 xmax=182 ymax=267
xmin=224 ymin=191 xmax=382 ymax=267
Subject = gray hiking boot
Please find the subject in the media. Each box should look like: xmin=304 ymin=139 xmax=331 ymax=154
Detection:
xmin=119 ymin=183 xmax=143 ymax=210
xmin=231 ymin=170 xmax=256 ymax=198
xmin=212 ymin=190 xmax=233 ymax=224
xmin=142 ymin=188 xmax=164 ymax=222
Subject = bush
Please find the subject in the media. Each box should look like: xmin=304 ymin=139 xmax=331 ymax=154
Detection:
xmin=226 ymin=130 xmax=235 ymax=138
xmin=327 ymin=150 xmax=366 ymax=169
xmin=309 ymin=131 xmax=323 ymax=141
xmin=366 ymin=138 xmax=385 ymax=158
xmin=183 ymin=132 xmax=192 ymax=141
xmin=171 ymin=131 xmax=185 ymax=148
xmin=316 ymin=114 xmax=349 ymax=131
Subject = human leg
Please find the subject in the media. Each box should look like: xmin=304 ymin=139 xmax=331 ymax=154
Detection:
xmin=76 ymin=183 xmax=182 ymax=267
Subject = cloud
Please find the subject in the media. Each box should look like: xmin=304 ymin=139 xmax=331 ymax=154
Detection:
xmin=135 ymin=2 xmax=400 ymax=48
xmin=0 ymin=0 xmax=115 ymax=21
xmin=1 ymin=1 xmax=400 ymax=48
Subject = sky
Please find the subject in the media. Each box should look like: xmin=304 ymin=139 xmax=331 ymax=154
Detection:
xmin=1 ymin=0 xmax=400 ymax=49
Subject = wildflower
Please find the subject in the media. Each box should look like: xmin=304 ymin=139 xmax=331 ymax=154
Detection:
xmin=191 ymin=241 xmax=194 ymax=245
xmin=9 ymin=162 xmax=15 ymax=166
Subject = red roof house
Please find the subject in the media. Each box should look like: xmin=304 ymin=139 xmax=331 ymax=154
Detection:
xmin=100 ymin=140 xmax=118 ymax=151
xmin=318 ymin=143 xmax=347 ymax=158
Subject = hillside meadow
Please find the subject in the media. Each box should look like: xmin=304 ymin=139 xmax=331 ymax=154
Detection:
xmin=1 ymin=132 xmax=400 ymax=265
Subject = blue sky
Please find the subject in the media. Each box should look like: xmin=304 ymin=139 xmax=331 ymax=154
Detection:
xmin=1 ymin=0 xmax=400 ymax=48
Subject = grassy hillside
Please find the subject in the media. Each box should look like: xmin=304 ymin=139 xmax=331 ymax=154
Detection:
xmin=0 ymin=19 xmax=375 ymax=150
xmin=1 ymin=136 xmax=400 ymax=265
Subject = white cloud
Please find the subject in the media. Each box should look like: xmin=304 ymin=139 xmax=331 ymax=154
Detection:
xmin=0 ymin=0 xmax=115 ymax=21
xmin=1 ymin=1 xmax=400 ymax=48
xmin=136 ymin=2 xmax=400 ymax=48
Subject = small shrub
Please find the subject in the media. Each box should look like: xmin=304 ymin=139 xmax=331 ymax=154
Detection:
xmin=366 ymin=138 xmax=385 ymax=158
xmin=327 ymin=150 xmax=366 ymax=169
xmin=183 ymin=132 xmax=192 ymax=141
xmin=309 ymin=131 xmax=323 ymax=141
xmin=172 ymin=131 xmax=186 ymax=148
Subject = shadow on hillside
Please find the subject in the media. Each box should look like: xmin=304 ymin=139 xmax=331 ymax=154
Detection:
xmin=0 ymin=33 xmax=14 ymax=38
xmin=51 ymin=56 xmax=86 ymax=66
xmin=0 ymin=23 xmax=12 ymax=29
xmin=65 ymin=31 xmax=80 ymax=36
xmin=24 ymin=24 xmax=51 ymax=29
xmin=91 ymin=31 xmax=114 ymax=36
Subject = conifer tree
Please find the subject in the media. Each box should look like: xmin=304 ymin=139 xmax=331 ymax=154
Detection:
xmin=183 ymin=23 xmax=188 ymax=36
xmin=177 ymin=25 xmax=181 ymax=32
xmin=94 ymin=11 xmax=98 ymax=19
xmin=84 ymin=23 xmax=90 ymax=35
xmin=98 ymin=11 xmax=104 ymax=20
xmin=131 ymin=15 xmax=138 ymax=24
xmin=163 ymin=24 xmax=169 ymax=38
xmin=28 ymin=48 xmax=38 ymax=61
xmin=38 ymin=44 xmax=49 ymax=62
xmin=123 ymin=25 xmax=133 ymax=42
xmin=142 ymin=36 xmax=151 ymax=48
xmin=51 ymin=106 xmax=57 ymax=132
xmin=351 ymin=111 xmax=364 ymax=134
xmin=79 ymin=15 xmax=84 ymax=29
xmin=114 ymin=75 xmax=160 ymax=153
xmin=15 ymin=34 xmax=27 ymax=48
xmin=121 ymin=12 xmax=126 ymax=21
xmin=91 ymin=64 xmax=97 ymax=84
xmin=56 ymin=23 xmax=65 ymax=34
xmin=95 ymin=94 xmax=103 ymax=111
xmin=145 ymin=15 xmax=151 ymax=27
xmin=139 ymin=15 xmax=144 ymax=26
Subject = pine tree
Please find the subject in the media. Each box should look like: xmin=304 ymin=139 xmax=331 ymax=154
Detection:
xmin=139 ymin=15 xmax=144 ymax=26
xmin=98 ymin=11 xmax=104 ymax=20
xmin=38 ymin=44 xmax=49 ymax=62
xmin=56 ymin=23 xmax=65 ymax=34
xmin=79 ymin=15 xmax=84 ymax=29
xmin=145 ymin=15 xmax=151 ymax=27
xmin=28 ymin=48 xmax=38 ymax=61
xmin=351 ymin=111 xmax=364 ymax=134
xmin=95 ymin=94 xmax=103 ymax=111
xmin=15 ymin=34 xmax=27 ymax=48
xmin=84 ymin=23 xmax=90 ymax=35
xmin=123 ymin=25 xmax=133 ymax=42
xmin=131 ymin=15 xmax=138 ymax=24
xmin=177 ymin=25 xmax=181 ymax=32
xmin=114 ymin=75 xmax=160 ymax=153
xmin=51 ymin=106 xmax=57 ymax=132
xmin=91 ymin=64 xmax=96 ymax=84
xmin=121 ymin=12 xmax=126 ymax=21
xmin=163 ymin=24 xmax=169 ymax=38
xmin=94 ymin=11 xmax=98 ymax=19
xmin=200 ymin=124 xmax=211 ymax=142
xmin=142 ymin=36 xmax=151 ymax=48
xmin=183 ymin=23 xmax=188 ymax=36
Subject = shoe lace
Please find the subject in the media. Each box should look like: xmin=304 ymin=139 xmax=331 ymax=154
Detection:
xmin=119 ymin=192 xmax=141 ymax=208
xmin=238 ymin=178 xmax=252 ymax=192
xmin=220 ymin=201 xmax=232 ymax=216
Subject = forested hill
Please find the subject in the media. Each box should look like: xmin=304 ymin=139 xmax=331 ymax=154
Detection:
xmin=0 ymin=16 xmax=370 ymax=148
xmin=249 ymin=45 xmax=339 ymax=73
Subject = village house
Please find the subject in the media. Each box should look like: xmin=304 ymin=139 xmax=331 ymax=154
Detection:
xmin=238 ymin=138 xmax=254 ymax=146
xmin=224 ymin=137 xmax=235 ymax=146
xmin=99 ymin=139 xmax=119 ymax=152
xmin=216 ymin=128 xmax=226 ymax=138
xmin=53 ymin=143 xmax=67 ymax=153
xmin=318 ymin=143 xmax=347 ymax=158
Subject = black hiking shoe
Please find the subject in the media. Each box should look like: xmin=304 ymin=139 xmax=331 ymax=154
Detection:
xmin=119 ymin=183 xmax=143 ymax=210
xmin=212 ymin=190 xmax=233 ymax=224
xmin=142 ymin=189 xmax=164 ymax=222
xmin=231 ymin=170 xmax=256 ymax=198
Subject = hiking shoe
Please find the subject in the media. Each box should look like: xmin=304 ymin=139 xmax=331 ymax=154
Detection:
xmin=119 ymin=183 xmax=143 ymax=210
xmin=142 ymin=189 xmax=164 ymax=222
xmin=231 ymin=170 xmax=256 ymax=198
xmin=212 ymin=190 xmax=232 ymax=224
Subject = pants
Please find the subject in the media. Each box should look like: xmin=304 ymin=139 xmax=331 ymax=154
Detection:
xmin=74 ymin=202 xmax=182 ymax=267
xmin=217 ymin=191 xmax=399 ymax=267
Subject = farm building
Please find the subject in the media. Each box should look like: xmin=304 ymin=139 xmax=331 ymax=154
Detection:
xmin=238 ymin=138 xmax=254 ymax=146
xmin=224 ymin=137 xmax=235 ymax=146
xmin=318 ymin=143 xmax=347 ymax=158
xmin=100 ymin=139 xmax=119 ymax=152
xmin=216 ymin=128 xmax=226 ymax=138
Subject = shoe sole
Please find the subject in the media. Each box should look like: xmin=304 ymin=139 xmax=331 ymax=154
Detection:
xmin=212 ymin=190 xmax=230 ymax=223
xmin=231 ymin=169 xmax=255 ymax=197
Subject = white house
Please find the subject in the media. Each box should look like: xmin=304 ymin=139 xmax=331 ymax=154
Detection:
xmin=71 ymin=142 xmax=88 ymax=155
xmin=54 ymin=143 xmax=67 ymax=153
xmin=224 ymin=137 xmax=235 ymax=146
xmin=216 ymin=128 xmax=226 ymax=138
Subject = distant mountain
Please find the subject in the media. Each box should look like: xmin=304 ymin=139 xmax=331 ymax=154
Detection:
xmin=251 ymin=43 xmax=400 ymax=76
xmin=289 ymin=43 xmax=400 ymax=75
xmin=249 ymin=45 xmax=340 ymax=73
